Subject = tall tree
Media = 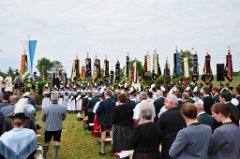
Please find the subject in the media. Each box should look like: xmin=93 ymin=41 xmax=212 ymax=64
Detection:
xmin=36 ymin=57 xmax=53 ymax=80
xmin=51 ymin=60 xmax=63 ymax=71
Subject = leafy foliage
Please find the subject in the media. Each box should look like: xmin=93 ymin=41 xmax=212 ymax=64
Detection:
xmin=36 ymin=58 xmax=63 ymax=81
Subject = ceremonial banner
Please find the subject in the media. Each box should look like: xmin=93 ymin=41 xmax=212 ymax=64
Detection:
xmin=71 ymin=62 xmax=76 ymax=81
xmin=110 ymin=70 xmax=114 ymax=83
xmin=144 ymin=52 xmax=151 ymax=76
xmin=173 ymin=47 xmax=181 ymax=76
xmin=104 ymin=58 xmax=109 ymax=78
xmin=22 ymin=39 xmax=37 ymax=77
xmin=192 ymin=53 xmax=199 ymax=83
xmin=172 ymin=48 xmax=182 ymax=83
xmin=132 ymin=62 xmax=138 ymax=83
xmin=126 ymin=54 xmax=130 ymax=78
xmin=93 ymin=58 xmax=101 ymax=82
xmin=80 ymin=66 xmax=85 ymax=79
xmin=225 ymin=47 xmax=233 ymax=82
xmin=115 ymin=61 xmax=120 ymax=83
xmin=29 ymin=40 xmax=37 ymax=76
xmin=201 ymin=53 xmax=213 ymax=85
xmin=75 ymin=57 xmax=80 ymax=79
xmin=20 ymin=54 xmax=30 ymax=81
xmin=182 ymin=57 xmax=190 ymax=84
xmin=164 ymin=59 xmax=171 ymax=85
xmin=85 ymin=56 xmax=92 ymax=77
xmin=152 ymin=50 xmax=161 ymax=80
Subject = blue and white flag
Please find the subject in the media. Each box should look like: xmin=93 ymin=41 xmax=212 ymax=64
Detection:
xmin=22 ymin=40 xmax=37 ymax=77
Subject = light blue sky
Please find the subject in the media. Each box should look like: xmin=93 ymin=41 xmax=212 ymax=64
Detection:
xmin=0 ymin=0 xmax=239 ymax=76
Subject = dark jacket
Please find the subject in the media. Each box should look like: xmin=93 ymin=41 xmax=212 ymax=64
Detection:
xmin=112 ymin=103 xmax=133 ymax=127
xmin=131 ymin=122 xmax=161 ymax=153
xmin=202 ymin=96 xmax=214 ymax=115
xmin=96 ymin=98 xmax=116 ymax=123
xmin=197 ymin=112 xmax=215 ymax=130
xmin=157 ymin=107 xmax=186 ymax=159
xmin=153 ymin=97 xmax=165 ymax=122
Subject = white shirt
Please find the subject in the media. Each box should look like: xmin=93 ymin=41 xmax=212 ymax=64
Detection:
xmin=93 ymin=101 xmax=101 ymax=113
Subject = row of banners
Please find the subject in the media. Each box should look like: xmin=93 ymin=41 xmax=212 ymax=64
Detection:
xmin=70 ymin=47 xmax=233 ymax=86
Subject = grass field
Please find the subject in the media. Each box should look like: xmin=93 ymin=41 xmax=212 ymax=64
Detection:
xmin=36 ymin=110 xmax=116 ymax=159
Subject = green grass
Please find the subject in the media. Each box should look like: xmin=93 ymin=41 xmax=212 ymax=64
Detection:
xmin=36 ymin=110 xmax=116 ymax=159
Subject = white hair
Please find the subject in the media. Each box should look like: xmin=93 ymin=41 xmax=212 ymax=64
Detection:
xmin=167 ymin=94 xmax=178 ymax=105
xmin=194 ymin=99 xmax=204 ymax=110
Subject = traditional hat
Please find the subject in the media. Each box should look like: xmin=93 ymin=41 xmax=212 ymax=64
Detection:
xmin=44 ymin=83 xmax=49 ymax=88
xmin=5 ymin=87 xmax=12 ymax=93
xmin=23 ymin=92 xmax=30 ymax=97
xmin=8 ymin=98 xmax=29 ymax=119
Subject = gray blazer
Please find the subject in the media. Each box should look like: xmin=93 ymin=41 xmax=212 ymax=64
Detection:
xmin=169 ymin=123 xmax=212 ymax=159
xmin=208 ymin=123 xmax=240 ymax=159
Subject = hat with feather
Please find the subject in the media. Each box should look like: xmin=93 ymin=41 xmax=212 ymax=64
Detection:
xmin=8 ymin=98 xmax=29 ymax=119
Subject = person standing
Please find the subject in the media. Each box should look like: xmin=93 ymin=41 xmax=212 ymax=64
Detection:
xmin=169 ymin=103 xmax=212 ymax=159
xmin=202 ymin=87 xmax=215 ymax=115
xmin=233 ymin=86 xmax=240 ymax=115
xmin=131 ymin=108 xmax=161 ymax=159
xmin=208 ymin=103 xmax=240 ymax=159
xmin=42 ymin=92 xmax=66 ymax=159
xmin=220 ymin=91 xmax=240 ymax=118
xmin=153 ymin=90 xmax=165 ymax=122
xmin=195 ymin=100 xmax=214 ymax=130
xmin=96 ymin=89 xmax=116 ymax=155
xmin=4 ymin=74 xmax=12 ymax=93
xmin=0 ymin=98 xmax=38 ymax=159
xmin=212 ymin=87 xmax=220 ymax=103
xmin=133 ymin=92 xmax=155 ymax=126
xmin=157 ymin=94 xmax=185 ymax=159
xmin=112 ymin=93 xmax=133 ymax=153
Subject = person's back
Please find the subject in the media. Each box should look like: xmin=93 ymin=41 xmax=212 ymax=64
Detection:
xmin=112 ymin=103 xmax=133 ymax=126
xmin=0 ymin=98 xmax=37 ymax=159
xmin=169 ymin=124 xmax=211 ymax=159
xmin=97 ymin=98 xmax=116 ymax=123
xmin=42 ymin=103 xmax=66 ymax=131
xmin=157 ymin=94 xmax=186 ymax=159
xmin=1 ymin=105 xmax=15 ymax=117
xmin=208 ymin=123 xmax=240 ymax=159
xmin=0 ymin=128 xmax=37 ymax=159
xmin=131 ymin=122 xmax=161 ymax=153
xmin=158 ymin=107 xmax=185 ymax=141
xmin=198 ymin=112 xmax=214 ymax=130
xmin=153 ymin=96 xmax=165 ymax=122
xmin=202 ymin=96 xmax=214 ymax=115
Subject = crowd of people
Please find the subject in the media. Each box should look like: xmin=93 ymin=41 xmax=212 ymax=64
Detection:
xmin=0 ymin=84 xmax=66 ymax=159
xmin=0 ymin=78 xmax=240 ymax=159
xmin=74 ymin=82 xmax=240 ymax=159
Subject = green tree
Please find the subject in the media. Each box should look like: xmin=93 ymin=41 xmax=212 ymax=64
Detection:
xmin=51 ymin=60 xmax=63 ymax=71
xmin=36 ymin=57 xmax=53 ymax=81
